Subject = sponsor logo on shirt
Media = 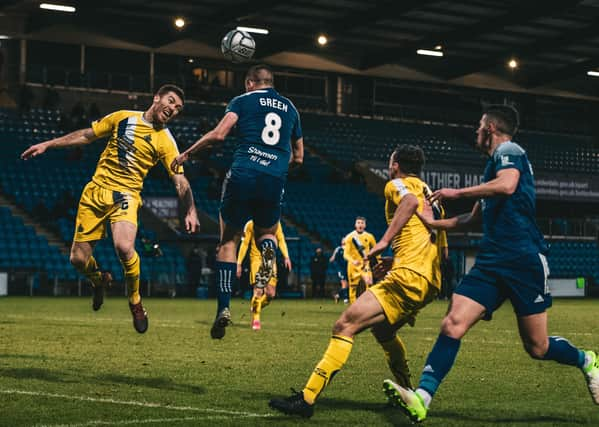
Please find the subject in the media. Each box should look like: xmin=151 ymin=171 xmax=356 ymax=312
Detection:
xmin=501 ymin=155 xmax=514 ymax=166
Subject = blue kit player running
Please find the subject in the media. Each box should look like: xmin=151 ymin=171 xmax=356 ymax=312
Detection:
xmin=329 ymin=239 xmax=349 ymax=303
xmin=172 ymin=65 xmax=304 ymax=339
xmin=387 ymin=105 xmax=599 ymax=423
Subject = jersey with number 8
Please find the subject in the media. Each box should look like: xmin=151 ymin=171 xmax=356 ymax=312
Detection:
xmin=225 ymin=87 xmax=302 ymax=178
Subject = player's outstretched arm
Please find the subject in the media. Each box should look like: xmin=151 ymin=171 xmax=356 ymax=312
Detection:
xmin=367 ymin=193 xmax=419 ymax=261
xmin=170 ymin=112 xmax=238 ymax=173
xmin=431 ymin=169 xmax=520 ymax=202
xmin=21 ymin=128 xmax=97 ymax=160
xmin=419 ymin=201 xmax=481 ymax=231
xmin=171 ymin=174 xmax=199 ymax=234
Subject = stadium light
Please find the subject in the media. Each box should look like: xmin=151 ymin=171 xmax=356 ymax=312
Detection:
xmin=317 ymin=34 xmax=328 ymax=46
xmin=417 ymin=49 xmax=443 ymax=57
xmin=0 ymin=35 xmax=10 ymax=39
xmin=508 ymin=59 xmax=518 ymax=69
xmin=39 ymin=3 xmax=76 ymax=13
xmin=236 ymin=26 xmax=269 ymax=35
xmin=587 ymin=71 xmax=599 ymax=77
xmin=174 ymin=17 xmax=185 ymax=29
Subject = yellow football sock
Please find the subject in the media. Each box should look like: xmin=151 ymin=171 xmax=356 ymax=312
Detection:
xmin=121 ymin=252 xmax=141 ymax=304
xmin=348 ymin=285 xmax=358 ymax=304
xmin=82 ymin=256 xmax=102 ymax=288
xmin=303 ymin=335 xmax=353 ymax=404
xmin=380 ymin=335 xmax=412 ymax=389
xmin=251 ymin=294 xmax=262 ymax=322
xmin=260 ymin=294 xmax=271 ymax=309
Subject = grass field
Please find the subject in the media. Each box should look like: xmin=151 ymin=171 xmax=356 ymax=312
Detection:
xmin=0 ymin=296 xmax=598 ymax=426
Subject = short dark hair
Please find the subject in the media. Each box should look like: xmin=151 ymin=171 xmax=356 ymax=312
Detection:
xmin=246 ymin=64 xmax=274 ymax=86
xmin=392 ymin=144 xmax=426 ymax=175
xmin=484 ymin=104 xmax=519 ymax=136
xmin=356 ymin=216 xmax=366 ymax=222
xmin=156 ymin=84 xmax=185 ymax=104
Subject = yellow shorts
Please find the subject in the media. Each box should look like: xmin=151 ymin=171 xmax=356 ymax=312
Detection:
xmin=73 ymin=181 xmax=140 ymax=242
xmin=348 ymin=264 xmax=372 ymax=286
xmin=250 ymin=258 xmax=278 ymax=287
xmin=369 ymin=267 xmax=439 ymax=326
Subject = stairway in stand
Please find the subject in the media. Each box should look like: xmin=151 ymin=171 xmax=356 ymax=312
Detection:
xmin=0 ymin=191 xmax=70 ymax=256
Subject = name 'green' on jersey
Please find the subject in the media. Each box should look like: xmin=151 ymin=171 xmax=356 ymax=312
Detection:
xmin=225 ymin=87 xmax=302 ymax=178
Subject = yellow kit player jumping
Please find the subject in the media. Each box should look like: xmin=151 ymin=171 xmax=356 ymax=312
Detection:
xmin=21 ymin=85 xmax=199 ymax=333
xmin=269 ymin=144 xmax=441 ymax=418
xmin=343 ymin=216 xmax=376 ymax=304
xmin=236 ymin=220 xmax=292 ymax=330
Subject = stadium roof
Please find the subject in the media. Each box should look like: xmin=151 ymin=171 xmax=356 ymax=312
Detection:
xmin=3 ymin=0 xmax=599 ymax=98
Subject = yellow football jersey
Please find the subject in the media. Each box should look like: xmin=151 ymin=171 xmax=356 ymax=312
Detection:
xmin=90 ymin=110 xmax=183 ymax=194
xmin=237 ymin=220 xmax=290 ymax=263
xmin=384 ymin=176 xmax=441 ymax=288
xmin=422 ymin=183 xmax=448 ymax=251
xmin=343 ymin=230 xmax=376 ymax=263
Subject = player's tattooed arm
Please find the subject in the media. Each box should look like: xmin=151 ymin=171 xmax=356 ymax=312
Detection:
xmin=21 ymin=128 xmax=98 ymax=160
xmin=172 ymin=174 xmax=200 ymax=233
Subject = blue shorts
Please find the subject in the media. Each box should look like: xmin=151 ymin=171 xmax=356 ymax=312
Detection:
xmin=220 ymin=168 xmax=285 ymax=229
xmin=455 ymin=253 xmax=552 ymax=320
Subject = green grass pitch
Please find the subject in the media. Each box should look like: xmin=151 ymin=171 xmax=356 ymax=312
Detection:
xmin=0 ymin=296 xmax=598 ymax=426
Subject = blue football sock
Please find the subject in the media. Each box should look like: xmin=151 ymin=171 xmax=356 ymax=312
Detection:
xmin=543 ymin=336 xmax=585 ymax=367
xmin=215 ymin=261 xmax=236 ymax=314
xmin=418 ymin=334 xmax=461 ymax=397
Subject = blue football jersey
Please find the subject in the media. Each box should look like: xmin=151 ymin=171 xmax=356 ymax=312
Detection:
xmin=332 ymin=245 xmax=347 ymax=272
xmin=477 ymin=141 xmax=548 ymax=267
xmin=225 ymin=87 xmax=302 ymax=177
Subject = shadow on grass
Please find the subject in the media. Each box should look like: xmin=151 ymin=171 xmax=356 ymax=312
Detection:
xmin=318 ymin=398 xmax=413 ymax=426
xmin=0 ymin=353 xmax=49 ymax=360
xmin=0 ymin=367 xmax=205 ymax=395
xmin=433 ymin=409 xmax=587 ymax=425
xmin=0 ymin=367 xmax=78 ymax=383
xmin=256 ymin=391 xmax=413 ymax=426
xmin=94 ymin=373 xmax=205 ymax=395
xmin=259 ymin=391 xmax=588 ymax=426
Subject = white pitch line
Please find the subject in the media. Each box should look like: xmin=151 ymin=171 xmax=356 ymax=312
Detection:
xmin=0 ymin=389 xmax=273 ymax=419
xmin=38 ymin=415 xmax=227 ymax=427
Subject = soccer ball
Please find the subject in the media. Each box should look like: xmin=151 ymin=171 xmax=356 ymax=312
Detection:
xmin=221 ymin=29 xmax=256 ymax=63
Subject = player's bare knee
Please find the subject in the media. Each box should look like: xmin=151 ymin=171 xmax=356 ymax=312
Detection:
xmin=332 ymin=316 xmax=351 ymax=336
xmin=69 ymin=252 xmax=87 ymax=270
xmin=441 ymin=313 xmax=468 ymax=339
xmin=115 ymin=244 xmax=135 ymax=261
xmin=266 ymin=287 xmax=276 ymax=299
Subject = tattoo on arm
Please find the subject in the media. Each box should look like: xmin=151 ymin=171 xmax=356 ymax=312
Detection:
xmin=173 ymin=175 xmax=196 ymax=216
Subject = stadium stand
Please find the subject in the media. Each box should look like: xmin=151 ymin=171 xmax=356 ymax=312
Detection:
xmin=1 ymin=105 xmax=598 ymax=289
